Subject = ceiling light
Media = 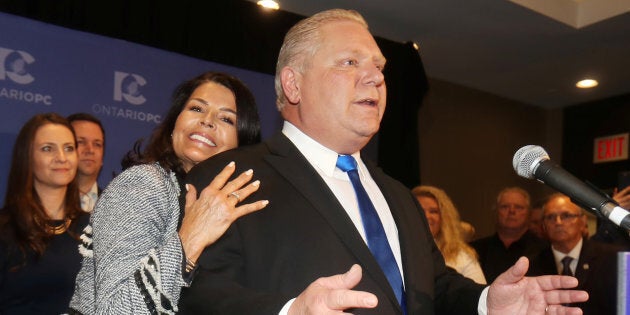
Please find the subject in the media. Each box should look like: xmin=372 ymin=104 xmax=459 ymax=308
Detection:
xmin=576 ymin=79 xmax=598 ymax=89
xmin=257 ymin=0 xmax=279 ymax=10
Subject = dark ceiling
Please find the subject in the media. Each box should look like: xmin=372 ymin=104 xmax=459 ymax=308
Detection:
xmin=252 ymin=0 xmax=630 ymax=108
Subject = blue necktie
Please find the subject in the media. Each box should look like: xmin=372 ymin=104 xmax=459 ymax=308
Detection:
xmin=336 ymin=155 xmax=406 ymax=314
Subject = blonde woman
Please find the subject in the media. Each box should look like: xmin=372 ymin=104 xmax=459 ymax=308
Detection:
xmin=412 ymin=185 xmax=486 ymax=284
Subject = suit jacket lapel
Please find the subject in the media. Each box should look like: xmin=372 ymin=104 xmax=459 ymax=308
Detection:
xmin=262 ymin=133 xmax=401 ymax=309
xmin=538 ymin=249 xmax=557 ymax=275
xmin=575 ymin=240 xmax=594 ymax=287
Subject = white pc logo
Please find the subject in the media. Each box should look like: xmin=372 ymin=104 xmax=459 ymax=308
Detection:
xmin=113 ymin=71 xmax=146 ymax=105
xmin=0 ymin=47 xmax=35 ymax=85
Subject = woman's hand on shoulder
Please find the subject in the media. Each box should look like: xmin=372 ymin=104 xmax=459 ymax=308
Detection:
xmin=178 ymin=161 xmax=268 ymax=263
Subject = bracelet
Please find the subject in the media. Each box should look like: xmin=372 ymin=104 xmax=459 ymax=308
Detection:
xmin=185 ymin=257 xmax=197 ymax=273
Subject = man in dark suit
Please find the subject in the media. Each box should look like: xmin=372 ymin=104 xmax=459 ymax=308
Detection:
xmin=67 ymin=113 xmax=105 ymax=212
xmin=180 ymin=8 xmax=587 ymax=315
xmin=528 ymin=193 xmax=620 ymax=315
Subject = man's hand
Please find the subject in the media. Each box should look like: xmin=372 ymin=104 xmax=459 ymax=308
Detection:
xmin=488 ymin=257 xmax=589 ymax=315
xmin=289 ymin=264 xmax=378 ymax=315
xmin=613 ymin=186 xmax=630 ymax=210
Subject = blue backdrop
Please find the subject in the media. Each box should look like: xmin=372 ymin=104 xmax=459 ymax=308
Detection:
xmin=0 ymin=12 xmax=281 ymax=202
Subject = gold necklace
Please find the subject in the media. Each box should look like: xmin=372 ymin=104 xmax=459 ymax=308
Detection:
xmin=37 ymin=203 xmax=71 ymax=235
xmin=45 ymin=217 xmax=72 ymax=235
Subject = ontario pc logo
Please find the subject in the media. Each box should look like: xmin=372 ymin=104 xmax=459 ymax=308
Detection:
xmin=92 ymin=70 xmax=161 ymax=123
xmin=0 ymin=46 xmax=52 ymax=105
xmin=113 ymin=71 xmax=147 ymax=105
xmin=0 ymin=47 xmax=35 ymax=84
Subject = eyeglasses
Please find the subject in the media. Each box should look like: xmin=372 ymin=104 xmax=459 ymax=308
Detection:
xmin=543 ymin=212 xmax=581 ymax=223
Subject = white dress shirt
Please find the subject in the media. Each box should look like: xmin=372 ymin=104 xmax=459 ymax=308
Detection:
xmin=278 ymin=121 xmax=403 ymax=314
xmin=551 ymin=238 xmax=583 ymax=275
xmin=282 ymin=121 xmax=404 ymax=274
xmin=80 ymin=181 xmax=99 ymax=213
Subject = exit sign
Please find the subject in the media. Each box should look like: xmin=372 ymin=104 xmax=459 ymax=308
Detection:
xmin=594 ymin=133 xmax=629 ymax=163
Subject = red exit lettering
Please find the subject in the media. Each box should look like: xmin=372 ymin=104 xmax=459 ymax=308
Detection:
xmin=594 ymin=133 xmax=629 ymax=163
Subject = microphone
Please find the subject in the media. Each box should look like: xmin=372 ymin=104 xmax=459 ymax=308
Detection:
xmin=513 ymin=145 xmax=630 ymax=231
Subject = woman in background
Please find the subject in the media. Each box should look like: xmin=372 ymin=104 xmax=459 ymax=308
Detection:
xmin=412 ymin=185 xmax=486 ymax=284
xmin=70 ymin=71 xmax=267 ymax=314
xmin=0 ymin=113 xmax=89 ymax=314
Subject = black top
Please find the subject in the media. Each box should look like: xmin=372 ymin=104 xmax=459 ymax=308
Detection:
xmin=0 ymin=212 xmax=89 ymax=315
xmin=470 ymin=231 xmax=547 ymax=283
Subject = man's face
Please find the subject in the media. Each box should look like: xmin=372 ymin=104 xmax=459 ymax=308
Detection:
xmin=290 ymin=20 xmax=387 ymax=153
xmin=71 ymin=120 xmax=104 ymax=178
xmin=497 ymin=191 xmax=529 ymax=231
xmin=543 ymin=195 xmax=586 ymax=250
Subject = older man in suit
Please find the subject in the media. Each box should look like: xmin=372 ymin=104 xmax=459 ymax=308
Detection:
xmin=528 ymin=193 xmax=620 ymax=315
xmin=179 ymin=8 xmax=587 ymax=315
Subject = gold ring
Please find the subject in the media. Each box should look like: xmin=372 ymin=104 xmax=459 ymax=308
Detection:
xmin=229 ymin=191 xmax=241 ymax=203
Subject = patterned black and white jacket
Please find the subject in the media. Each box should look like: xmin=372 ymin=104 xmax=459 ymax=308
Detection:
xmin=70 ymin=163 xmax=186 ymax=315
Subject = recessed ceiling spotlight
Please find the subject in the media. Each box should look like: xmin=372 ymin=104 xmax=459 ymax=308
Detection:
xmin=576 ymin=79 xmax=598 ymax=89
xmin=257 ymin=0 xmax=280 ymax=10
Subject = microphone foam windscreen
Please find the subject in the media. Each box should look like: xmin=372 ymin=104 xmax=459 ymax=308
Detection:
xmin=512 ymin=145 xmax=549 ymax=179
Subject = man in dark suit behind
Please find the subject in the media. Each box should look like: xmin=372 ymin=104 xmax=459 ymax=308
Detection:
xmin=528 ymin=193 xmax=620 ymax=315
xmin=67 ymin=113 xmax=106 ymax=212
xmin=179 ymin=8 xmax=587 ymax=315
xmin=472 ymin=187 xmax=547 ymax=282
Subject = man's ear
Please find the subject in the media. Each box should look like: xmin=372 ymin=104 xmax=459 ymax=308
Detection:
xmin=280 ymin=66 xmax=301 ymax=105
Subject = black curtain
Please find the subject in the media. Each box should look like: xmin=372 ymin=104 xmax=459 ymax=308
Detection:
xmin=563 ymin=93 xmax=630 ymax=190
xmin=0 ymin=0 xmax=427 ymax=187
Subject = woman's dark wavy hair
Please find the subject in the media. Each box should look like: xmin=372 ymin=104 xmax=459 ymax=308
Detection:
xmin=122 ymin=71 xmax=261 ymax=176
xmin=0 ymin=113 xmax=83 ymax=259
